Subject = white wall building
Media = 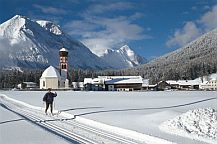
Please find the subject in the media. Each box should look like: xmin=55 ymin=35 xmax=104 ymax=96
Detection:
xmin=40 ymin=66 xmax=61 ymax=89
xmin=84 ymin=76 xmax=143 ymax=91
xmin=167 ymin=79 xmax=202 ymax=90
xmin=105 ymin=76 xmax=143 ymax=91
xmin=40 ymin=48 xmax=69 ymax=89
xmin=200 ymin=79 xmax=217 ymax=90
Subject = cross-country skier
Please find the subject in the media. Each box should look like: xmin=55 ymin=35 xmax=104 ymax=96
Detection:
xmin=43 ymin=88 xmax=57 ymax=115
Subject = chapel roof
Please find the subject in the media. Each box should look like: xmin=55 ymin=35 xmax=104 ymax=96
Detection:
xmin=41 ymin=66 xmax=61 ymax=78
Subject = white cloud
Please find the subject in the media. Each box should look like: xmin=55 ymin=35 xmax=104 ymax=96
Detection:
xmin=167 ymin=4 xmax=217 ymax=48
xmin=127 ymin=12 xmax=145 ymax=21
xmin=64 ymin=15 xmax=151 ymax=56
xmin=82 ymin=38 xmax=116 ymax=56
xmin=33 ymin=4 xmax=67 ymax=15
xmin=62 ymin=1 xmax=150 ymax=56
xmin=64 ymin=20 xmax=99 ymax=38
xmin=94 ymin=16 xmax=150 ymax=40
xmin=166 ymin=22 xmax=201 ymax=47
xmin=199 ymin=5 xmax=217 ymax=31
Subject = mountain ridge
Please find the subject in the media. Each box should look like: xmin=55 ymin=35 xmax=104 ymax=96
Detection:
xmin=0 ymin=15 xmax=147 ymax=70
xmin=100 ymin=45 xmax=147 ymax=69
xmin=132 ymin=27 xmax=217 ymax=83
xmin=0 ymin=15 xmax=111 ymax=70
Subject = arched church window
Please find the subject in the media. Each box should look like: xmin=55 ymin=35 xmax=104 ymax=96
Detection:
xmin=62 ymin=64 xmax=67 ymax=69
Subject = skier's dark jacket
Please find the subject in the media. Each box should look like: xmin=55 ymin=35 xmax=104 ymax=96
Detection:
xmin=43 ymin=92 xmax=57 ymax=103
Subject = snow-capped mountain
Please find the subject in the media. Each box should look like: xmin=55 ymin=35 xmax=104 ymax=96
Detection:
xmin=36 ymin=20 xmax=63 ymax=35
xmin=100 ymin=45 xmax=147 ymax=69
xmin=149 ymin=28 xmax=217 ymax=65
xmin=136 ymin=27 xmax=217 ymax=81
xmin=0 ymin=15 xmax=110 ymax=69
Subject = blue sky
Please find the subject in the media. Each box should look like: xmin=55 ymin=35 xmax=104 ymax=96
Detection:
xmin=1 ymin=0 xmax=217 ymax=59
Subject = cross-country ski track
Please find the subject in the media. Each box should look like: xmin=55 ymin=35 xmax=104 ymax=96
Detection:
xmin=0 ymin=94 xmax=174 ymax=144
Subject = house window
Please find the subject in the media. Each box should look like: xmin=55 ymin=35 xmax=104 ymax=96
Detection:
xmin=43 ymin=81 xmax=45 ymax=87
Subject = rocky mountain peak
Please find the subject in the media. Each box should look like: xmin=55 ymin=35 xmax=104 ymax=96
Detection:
xmin=36 ymin=20 xmax=63 ymax=35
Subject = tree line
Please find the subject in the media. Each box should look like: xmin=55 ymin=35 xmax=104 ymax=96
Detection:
xmin=0 ymin=48 xmax=216 ymax=89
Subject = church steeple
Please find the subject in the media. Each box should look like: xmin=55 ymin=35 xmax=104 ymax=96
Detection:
xmin=59 ymin=47 xmax=68 ymax=79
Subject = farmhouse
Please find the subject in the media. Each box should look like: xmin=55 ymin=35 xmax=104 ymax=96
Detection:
xmin=155 ymin=81 xmax=172 ymax=91
xmin=105 ymin=76 xmax=143 ymax=91
xmin=167 ymin=79 xmax=202 ymax=90
xmin=84 ymin=76 xmax=143 ymax=91
xmin=84 ymin=77 xmax=105 ymax=91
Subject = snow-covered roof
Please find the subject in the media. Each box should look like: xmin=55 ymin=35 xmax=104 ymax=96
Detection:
xmin=84 ymin=76 xmax=143 ymax=85
xmin=179 ymin=79 xmax=202 ymax=85
xmin=84 ymin=78 xmax=104 ymax=85
xmin=105 ymin=76 xmax=143 ymax=84
xmin=167 ymin=79 xmax=202 ymax=86
xmin=23 ymin=82 xmax=37 ymax=85
xmin=98 ymin=76 xmax=142 ymax=79
xmin=167 ymin=73 xmax=217 ymax=86
xmin=166 ymin=80 xmax=179 ymax=85
xmin=59 ymin=48 xmax=68 ymax=52
xmin=209 ymin=79 xmax=217 ymax=82
xmin=142 ymin=79 xmax=149 ymax=86
xmin=84 ymin=78 xmax=94 ymax=85
xmin=41 ymin=66 xmax=61 ymax=79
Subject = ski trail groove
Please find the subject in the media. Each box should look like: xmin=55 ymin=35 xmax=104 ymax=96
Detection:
xmin=0 ymin=96 xmax=144 ymax=144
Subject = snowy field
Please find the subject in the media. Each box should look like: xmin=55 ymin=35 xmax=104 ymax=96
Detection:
xmin=0 ymin=90 xmax=217 ymax=144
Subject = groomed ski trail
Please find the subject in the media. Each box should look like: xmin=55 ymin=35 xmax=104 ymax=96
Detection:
xmin=0 ymin=94 xmax=175 ymax=144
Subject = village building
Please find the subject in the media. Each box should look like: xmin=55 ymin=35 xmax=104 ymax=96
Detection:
xmin=167 ymin=79 xmax=202 ymax=90
xmin=155 ymin=81 xmax=172 ymax=91
xmin=71 ymin=82 xmax=84 ymax=90
xmin=84 ymin=76 xmax=143 ymax=91
xmin=17 ymin=82 xmax=37 ymax=89
xmin=83 ymin=77 xmax=106 ymax=91
xmin=40 ymin=66 xmax=61 ymax=89
xmin=141 ymin=79 xmax=149 ymax=90
xmin=39 ymin=48 xmax=69 ymax=89
xmin=105 ymin=76 xmax=143 ymax=91
xmin=200 ymin=79 xmax=217 ymax=91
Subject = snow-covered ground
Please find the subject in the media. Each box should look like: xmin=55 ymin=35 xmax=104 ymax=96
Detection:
xmin=0 ymin=103 xmax=69 ymax=144
xmin=0 ymin=90 xmax=216 ymax=144
xmin=160 ymin=108 xmax=217 ymax=144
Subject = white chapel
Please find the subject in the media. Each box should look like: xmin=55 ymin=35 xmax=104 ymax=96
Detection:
xmin=40 ymin=48 xmax=69 ymax=89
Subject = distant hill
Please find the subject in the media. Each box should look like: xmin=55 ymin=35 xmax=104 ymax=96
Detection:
xmin=130 ymin=27 xmax=217 ymax=83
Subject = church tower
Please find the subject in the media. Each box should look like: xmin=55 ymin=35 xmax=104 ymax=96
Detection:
xmin=59 ymin=48 xmax=69 ymax=88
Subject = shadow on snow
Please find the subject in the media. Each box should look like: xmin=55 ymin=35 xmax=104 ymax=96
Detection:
xmin=73 ymin=96 xmax=217 ymax=117
xmin=59 ymin=106 xmax=103 ymax=112
xmin=0 ymin=118 xmax=25 ymax=125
